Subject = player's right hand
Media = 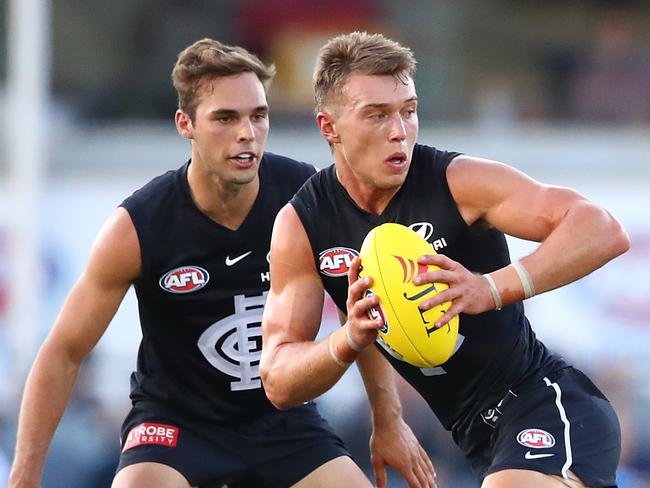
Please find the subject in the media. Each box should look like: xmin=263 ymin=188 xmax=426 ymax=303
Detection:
xmin=345 ymin=257 xmax=383 ymax=349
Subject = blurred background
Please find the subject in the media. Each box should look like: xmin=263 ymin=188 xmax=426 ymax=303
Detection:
xmin=1 ymin=0 xmax=649 ymax=486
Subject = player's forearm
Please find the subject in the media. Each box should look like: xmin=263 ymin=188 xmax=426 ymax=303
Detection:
xmin=261 ymin=327 xmax=358 ymax=410
xmin=490 ymin=201 xmax=629 ymax=306
xmin=356 ymin=347 xmax=402 ymax=425
xmin=9 ymin=345 xmax=81 ymax=487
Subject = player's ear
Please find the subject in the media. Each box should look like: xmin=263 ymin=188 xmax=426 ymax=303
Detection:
xmin=175 ymin=109 xmax=194 ymax=140
xmin=316 ymin=111 xmax=340 ymax=144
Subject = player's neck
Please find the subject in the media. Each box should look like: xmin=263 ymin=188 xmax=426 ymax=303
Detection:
xmin=187 ymin=163 xmax=259 ymax=231
xmin=335 ymin=166 xmax=398 ymax=216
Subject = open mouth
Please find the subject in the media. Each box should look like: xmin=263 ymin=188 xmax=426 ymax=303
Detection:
xmin=385 ymin=152 xmax=408 ymax=167
xmin=230 ymin=152 xmax=257 ymax=166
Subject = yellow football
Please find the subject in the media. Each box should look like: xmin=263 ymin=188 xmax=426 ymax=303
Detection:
xmin=359 ymin=223 xmax=459 ymax=368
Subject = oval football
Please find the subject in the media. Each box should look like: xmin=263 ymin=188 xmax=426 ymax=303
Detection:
xmin=359 ymin=223 xmax=458 ymax=367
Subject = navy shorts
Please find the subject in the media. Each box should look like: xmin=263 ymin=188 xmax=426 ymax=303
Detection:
xmin=116 ymin=400 xmax=349 ymax=488
xmin=467 ymin=367 xmax=621 ymax=487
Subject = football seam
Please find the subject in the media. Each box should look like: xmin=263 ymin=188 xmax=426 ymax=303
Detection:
xmin=376 ymin=226 xmax=429 ymax=367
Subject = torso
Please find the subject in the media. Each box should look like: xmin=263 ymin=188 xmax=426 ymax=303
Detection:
xmin=291 ymin=143 xmax=568 ymax=452
xmin=121 ymin=153 xmax=315 ymax=423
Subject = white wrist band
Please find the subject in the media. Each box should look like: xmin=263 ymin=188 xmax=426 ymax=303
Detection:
xmin=345 ymin=324 xmax=363 ymax=352
xmin=483 ymin=273 xmax=503 ymax=311
xmin=512 ymin=260 xmax=536 ymax=299
xmin=328 ymin=336 xmax=351 ymax=368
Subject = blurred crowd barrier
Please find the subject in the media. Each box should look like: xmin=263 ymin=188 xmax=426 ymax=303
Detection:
xmin=0 ymin=124 xmax=649 ymax=487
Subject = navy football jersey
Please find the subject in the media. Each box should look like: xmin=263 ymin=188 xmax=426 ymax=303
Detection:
xmin=121 ymin=153 xmax=315 ymax=423
xmin=291 ymin=143 xmax=568 ymax=454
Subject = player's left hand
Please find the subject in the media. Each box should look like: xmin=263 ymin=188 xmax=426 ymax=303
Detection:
xmin=415 ymin=253 xmax=495 ymax=327
xmin=369 ymin=416 xmax=437 ymax=488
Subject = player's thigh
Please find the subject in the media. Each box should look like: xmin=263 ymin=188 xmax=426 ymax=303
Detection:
xmin=112 ymin=461 xmax=194 ymax=488
xmin=291 ymin=456 xmax=372 ymax=488
xmin=482 ymin=468 xmax=590 ymax=488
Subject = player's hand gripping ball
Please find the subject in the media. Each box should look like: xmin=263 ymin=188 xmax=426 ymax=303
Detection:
xmin=359 ymin=223 xmax=459 ymax=367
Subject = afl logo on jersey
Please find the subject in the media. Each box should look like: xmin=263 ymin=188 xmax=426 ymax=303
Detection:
xmin=319 ymin=247 xmax=359 ymax=277
xmin=517 ymin=429 xmax=555 ymax=449
xmin=159 ymin=266 xmax=209 ymax=294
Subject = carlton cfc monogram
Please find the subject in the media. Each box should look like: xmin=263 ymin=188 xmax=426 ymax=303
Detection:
xmin=197 ymin=292 xmax=267 ymax=391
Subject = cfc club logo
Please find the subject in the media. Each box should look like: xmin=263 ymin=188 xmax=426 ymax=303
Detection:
xmin=319 ymin=247 xmax=359 ymax=277
xmin=159 ymin=266 xmax=209 ymax=294
xmin=517 ymin=429 xmax=556 ymax=449
xmin=198 ymin=292 xmax=267 ymax=391
xmin=365 ymin=289 xmax=389 ymax=333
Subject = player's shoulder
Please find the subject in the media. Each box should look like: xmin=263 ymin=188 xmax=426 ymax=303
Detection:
xmin=261 ymin=152 xmax=318 ymax=197
xmin=121 ymin=163 xmax=185 ymax=210
xmin=412 ymin=143 xmax=461 ymax=167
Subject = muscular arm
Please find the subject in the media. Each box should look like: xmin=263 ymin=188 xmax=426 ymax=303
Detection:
xmin=260 ymin=204 xmax=380 ymax=410
xmin=451 ymin=156 xmax=629 ymax=299
xmin=417 ymin=156 xmax=630 ymax=323
xmin=9 ymin=208 xmax=140 ymax=488
xmin=261 ymin=205 xmax=435 ymax=486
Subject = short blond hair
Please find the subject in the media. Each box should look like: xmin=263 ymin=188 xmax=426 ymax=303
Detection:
xmin=172 ymin=38 xmax=275 ymax=121
xmin=313 ymin=32 xmax=416 ymax=113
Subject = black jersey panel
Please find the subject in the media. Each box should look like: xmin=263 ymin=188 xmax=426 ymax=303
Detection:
xmin=120 ymin=153 xmax=315 ymax=423
xmin=291 ymin=143 xmax=568 ymax=450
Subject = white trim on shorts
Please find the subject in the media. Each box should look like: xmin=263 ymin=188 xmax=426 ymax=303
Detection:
xmin=543 ymin=376 xmax=573 ymax=479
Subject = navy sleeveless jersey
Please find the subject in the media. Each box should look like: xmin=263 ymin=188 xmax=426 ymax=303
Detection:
xmin=291 ymin=143 xmax=568 ymax=453
xmin=121 ymin=153 xmax=315 ymax=424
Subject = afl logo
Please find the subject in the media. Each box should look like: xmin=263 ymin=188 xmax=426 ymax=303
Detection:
xmin=159 ymin=266 xmax=209 ymax=294
xmin=365 ymin=290 xmax=388 ymax=333
xmin=517 ymin=429 xmax=555 ymax=449
xmin=409 ymin=222 xmax=434 ymax=241
xmin=319 ymin=247 xmax=359 ymax=277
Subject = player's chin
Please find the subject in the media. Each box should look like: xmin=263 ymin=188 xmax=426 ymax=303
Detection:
xmin=376 ymin=173 xmax=408 ymax=190
xmin=229 ymin=171 xmax=258 ymax=186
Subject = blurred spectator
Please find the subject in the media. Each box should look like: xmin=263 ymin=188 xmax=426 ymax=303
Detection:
xmin=472 ymin=74 xmax=519 ymax=129
xmin=2 ymin=356 xmax=118 ymax=488
xmin=571 ymin=2 xmax=650 ymax=123
xmin=0 ymin=449 xmax=8 ymax=488
xmin=79 ymin=0 xmax=233 ymax=120
xmin=594 ymin=362 xmax=650 ymax=488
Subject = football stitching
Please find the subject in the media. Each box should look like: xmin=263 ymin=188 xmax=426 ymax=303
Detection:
xmin=377 ymin=225 xmax=429 ymax=366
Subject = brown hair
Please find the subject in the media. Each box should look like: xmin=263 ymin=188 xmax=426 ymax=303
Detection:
xmin=172 ymin=38 xmax=276 ymax=121
xmin=313 ymin=31 xmax=417 ymax=113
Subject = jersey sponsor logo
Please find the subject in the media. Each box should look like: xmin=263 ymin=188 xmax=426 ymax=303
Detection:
xmin=525 ymin=451 xmax=555 ymax=460
xmin=365 ymin=289 xmax=388 ymax=333
xmin=409 ymin=222 xmax=434 ymax=241
xmin=198 ymin=292 xmax=267 ymax=391
xmin=517 ymin=428 xmax=556 ymax=449
xmin=407 ymin=222 xmax=447 ymax=251
xmin=159 ymin=266 xmax=209 ymax=294
xmin=225 ymin=251 xmax=252 ymax=266
xmin=319 ymin=247 xmax=359 ymax=277
xmin=122 ymin=422 xmax=179 ymax=452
